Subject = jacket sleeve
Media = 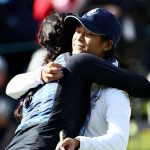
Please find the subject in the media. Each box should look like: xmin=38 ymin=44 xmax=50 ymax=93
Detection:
xmin=77 ymin=89 xmax=131 ymax=150
xmin=68 ymin=53 xmax=150 ymax=98
xmin=6 ymin=66 xmax=44 ymax=99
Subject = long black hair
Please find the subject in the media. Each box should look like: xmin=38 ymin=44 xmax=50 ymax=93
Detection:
xmin=14 ymin=12 xmax=76 ymax=122
xmin=38 ymin=12 xmax=76 ymax=64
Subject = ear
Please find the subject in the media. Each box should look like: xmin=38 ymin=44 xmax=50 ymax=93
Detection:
xmin=105 ymin=40 xmax=113 ymax=51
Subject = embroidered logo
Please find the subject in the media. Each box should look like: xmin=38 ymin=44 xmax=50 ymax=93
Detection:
xmin=87 ymin=8 xmax=99 ymax=16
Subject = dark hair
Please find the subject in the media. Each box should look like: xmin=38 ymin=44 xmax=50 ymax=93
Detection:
xmin=101 ymin=35 xmax=130 ymax=70
xmin=38 ymin=12 xmax=76 ymax=64
xmin=14 ymin=12 xmax=76 ymax=122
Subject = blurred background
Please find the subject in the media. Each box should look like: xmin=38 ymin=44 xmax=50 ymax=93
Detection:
xmin=0 ymin=0 xmax=150 ymax=149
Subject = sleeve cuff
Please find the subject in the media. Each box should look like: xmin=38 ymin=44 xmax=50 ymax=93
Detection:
xmin=35 ymin=66 xmax=45 ymax=85
xmin=75 ymin=136 xmax=90 ymax=150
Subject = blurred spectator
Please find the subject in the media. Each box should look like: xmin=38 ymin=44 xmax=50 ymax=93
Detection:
xmin=52 ymin=0 xmax=86 ymax=14
xmin=130 ymin=0 xmax=150 ymax=71
xmin=32 ymin=0 xmax=86 ymax=22
xmin=77 ymin=0 xmax=125 ymax=16
xmin=0 ymin=0 xmax=40 ymax=87
xmin=33 ymin=0 xmax=52 ymax=22
xmin=0 ymin=55 xmax=8 ymax=88
xmin=0 ymin=0 xmax=38 ymax=44
xmin=0 ymin=55 xmax=17 ymax=149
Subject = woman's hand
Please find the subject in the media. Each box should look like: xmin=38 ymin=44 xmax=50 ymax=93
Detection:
xmin=41 ymin=62 xmax=63 ymax=83
xmin=55 ymin=138 xmax=80 ymax=150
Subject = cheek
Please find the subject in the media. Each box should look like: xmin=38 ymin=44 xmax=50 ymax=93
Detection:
xmin=86 ymin=41 xmax=96 ymax=51
xmin=72 ymin=33 xmax=77 ymax=40
xmin=87 ymin=41 xmax=104 ymax=55
xmin=94 ymin=40 xmax=104 ymax=49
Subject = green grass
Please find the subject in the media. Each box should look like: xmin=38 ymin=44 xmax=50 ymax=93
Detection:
xmin=128 ymin=129 xmax=150 ymax=150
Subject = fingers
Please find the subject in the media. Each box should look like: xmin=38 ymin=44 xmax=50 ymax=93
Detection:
xmin=45 ymin=67 xmax=62 ymax=74
xmin=42 ymin=70 xmax=63 ymax=83
xmin=55 ymin=137 xmax=79 ymax=150
xmin=42 ymin=62 xmax=63 ymax=83
xmin=62 ymin=138 xmax=80 ymax=150
xmin=45 ymin=73 xmax=62 ymax=79
xmin=46 ymin=62 xmax=63 ymax=69
xmin=55 ymin=138 xmax=72 ymax=150
xmin=61 ymin=138 xmax=76 ymax=150
xmin=61 ymin=138 xmax=72 ymax=148
xmin=55 ymin=142 xmax=65 ymax=150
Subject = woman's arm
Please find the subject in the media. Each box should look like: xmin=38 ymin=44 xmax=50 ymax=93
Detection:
xmin=68 ymin=53 xmax=150 ymax=98
xmin=6 ymin=62 xmax=63 ymax=99
xmin=6 ymin=52 xmax=150 ymax=99
xmin=6 ymin=66 xmax=44 ymax=99
xmin=77 ymin=89 xmax=131 ymax=150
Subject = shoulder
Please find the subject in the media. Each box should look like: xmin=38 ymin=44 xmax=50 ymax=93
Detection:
xmin=99 ymin=87 xmax=131 ymax=108
xmin=101 ymin=87 xmax=129 ymax=98
xmin=55 ymin=53 xmax=66 ymax=61
xmin=54 ymin=52 xmax=71 ymax=65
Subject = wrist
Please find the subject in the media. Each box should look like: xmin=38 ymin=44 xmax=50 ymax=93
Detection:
xmin=74 ymin=138 xmax=80 ymax=150
xmin=41 ymin=68 xmax=47 ymax=83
